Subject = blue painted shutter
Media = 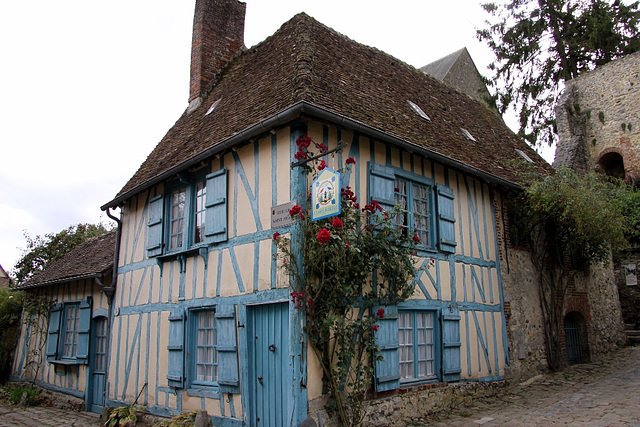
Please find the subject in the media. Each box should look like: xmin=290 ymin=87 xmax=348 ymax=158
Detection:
xmin=75 ymin=297 xmax=92 ymax=363
xmin=167 ymin=307 xmax=185 ymax=388
xmin=205 ymin=169 xmax=228 ymax=243
xmin=147 ymin=194 xmax=164 ymax=257
xmin=373 ymin=305 xmax=400 ymax=392
xmin=216 ymin=304 xmax=239 ymax=393
xmin=436 ymin=185 xmax=457 ymax=253
xmin=45 ymin=303 xmax=63 ymax=361
xmin=368 ymin=163 xmax=396 ymax=212
xmin=441 ymin=307 xmax=461 ymax=382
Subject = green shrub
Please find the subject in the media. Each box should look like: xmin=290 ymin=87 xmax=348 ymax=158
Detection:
xmin=8 ymin=384 xmax=40 ymax=406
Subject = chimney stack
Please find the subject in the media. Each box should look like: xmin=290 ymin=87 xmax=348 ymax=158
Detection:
xmin=188 ymin=0 xmax=246 ymax=111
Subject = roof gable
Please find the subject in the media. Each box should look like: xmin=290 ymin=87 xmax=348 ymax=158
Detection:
xmin=105 ymin=13 xmax=550 ymax=208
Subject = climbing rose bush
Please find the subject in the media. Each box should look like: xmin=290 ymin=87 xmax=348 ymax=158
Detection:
xmin=274 ymin=136 xmax=417 ymax=427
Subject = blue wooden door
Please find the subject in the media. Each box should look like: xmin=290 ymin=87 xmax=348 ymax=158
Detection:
xmin=247 ymin=303 xmax=289 ymax=426
xmin=88 ymin=316 xmax=108 ymax=413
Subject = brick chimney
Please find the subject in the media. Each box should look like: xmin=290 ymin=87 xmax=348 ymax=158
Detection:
xmin=188 ymin=0 xmax=246 ymax=111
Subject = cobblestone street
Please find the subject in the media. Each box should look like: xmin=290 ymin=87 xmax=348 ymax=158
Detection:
xmin=0 ymin=346 xmax=638 ymax=426
xmin=426 ymin=345 xmax=640 ymax=426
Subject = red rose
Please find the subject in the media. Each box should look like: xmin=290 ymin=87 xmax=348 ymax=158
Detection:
xmin=332 ymin=217 xmax=344 ymax=229
xmin=346 ymin=157 xmax=356 ymax=165
xmin=318 ymin=160 xmax=327 ymax=170
xmin=377 ymin=308 xmax=385 ymax=319
xmin=273 ymin=232 xmax=281 ymax=240
xmin=345 ymin=242 xmax=351 ymax=248
xmin=412 ymin=234 xmax=421 ymax=244
xmin=289 ymin=205 xmax=303 ymax=217
xmin=317 ymin=228 xmax=331 ymax=244
xmin=371 ymin=325 xmax=380 ymax=332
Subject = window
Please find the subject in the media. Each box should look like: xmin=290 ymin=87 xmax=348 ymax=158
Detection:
xmin=167 ymin=304 xmax=239 ymax=393
xmin=399 ymin=310 xmax=436 ymax=381
xmin=368 ymin=163 xmax=457 ymax=253
xmin=395 ymin=178 xmax=432 ymax=247
xmin=147 ymin=168 xmax=228 ymax=257
xmin=193 ymin=310 xmax=218 ymax=386
xmin=167 ymin=178 xmax=207 ymax=252
xmin=374 ymin=305 xmax=461 ymax=392
xmin=94 ymin=317 xmax=108 ymax=372
xmin=45 ymin=299 xmax=92 ymax=364
xmin=61 ymin=303 xmax=80 ymax=358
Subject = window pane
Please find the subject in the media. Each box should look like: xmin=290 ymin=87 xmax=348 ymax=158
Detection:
xmin=395 ymin=178 xmax=409 ymax=236
xmin=62 ymin=305 xmax=79 ymax=358
xmin=169 ymin=188 xmax=186 ymax=250
xmin=412 ymin=183 xmax=430 ymax=246
xmin=194 ymin=180 xmax=206 ymax=244
xmin=399 ymin=311 xmax=435 ymax=381
xmin=195 ymin=310 xmax=217 ymax=384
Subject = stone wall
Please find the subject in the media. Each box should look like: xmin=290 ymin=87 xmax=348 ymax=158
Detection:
xmin=614 ymin=249 xmax=640 ymax=328
xmin=493 ymin=191 xmax=548 ymax=382
xmin=555 ymin=51 xmax=640 ymax=179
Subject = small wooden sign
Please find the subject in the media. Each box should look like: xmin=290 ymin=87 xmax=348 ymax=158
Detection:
xmin=312 ymin=168 xmax=341 ymax=221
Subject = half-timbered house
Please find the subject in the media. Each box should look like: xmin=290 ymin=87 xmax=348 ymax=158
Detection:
xmin=98 ymin=0 xmax=552 ymax=425
xmin=11 ymin=231 xmax=116 ymax=413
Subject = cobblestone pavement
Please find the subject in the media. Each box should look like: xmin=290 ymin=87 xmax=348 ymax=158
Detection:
xmin=0 ymin=404 xmax=99 ymax=426
xmin=426 ymin=345 xmax=640 ymax=426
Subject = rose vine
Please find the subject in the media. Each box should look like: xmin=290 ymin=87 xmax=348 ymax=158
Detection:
xmin=274 ymin=135 xmax=417 ymax=426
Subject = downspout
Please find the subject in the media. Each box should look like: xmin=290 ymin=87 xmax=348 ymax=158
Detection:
xmin=104 ymin=206 xmax=122 ymax=407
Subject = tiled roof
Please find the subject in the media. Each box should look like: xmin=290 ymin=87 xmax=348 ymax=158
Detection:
xmin=16 ymin=231 xmax=116 ymax=289
xmin=104 ymin=13 xmax=550 ymax=208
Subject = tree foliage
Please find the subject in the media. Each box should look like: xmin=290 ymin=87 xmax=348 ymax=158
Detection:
xmin=12 ymin=223 xmax=112 ymax=285
xmin=514 ymin=167 xmax=637 ymax=369
xmin=0 ymin=288 xmax=22 ymax=382
xmin=478 ymin=0 xmax=640 ymax=147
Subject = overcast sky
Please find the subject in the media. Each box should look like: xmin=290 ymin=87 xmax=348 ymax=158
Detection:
xmin=0 ymin=1 xmax=555 ymax=274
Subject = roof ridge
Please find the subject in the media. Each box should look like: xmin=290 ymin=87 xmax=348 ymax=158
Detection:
xmin=291 ymin=13 xmax=315 ymax=102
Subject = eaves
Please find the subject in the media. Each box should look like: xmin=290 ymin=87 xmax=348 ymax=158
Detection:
xmin=101 ymin=101 xmax=522 ymax=210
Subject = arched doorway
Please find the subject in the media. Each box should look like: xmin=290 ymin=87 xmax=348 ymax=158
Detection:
xmin=598 ymin=152 xmax=625 ymax=179
xmin=564 ymin=312 xmax=590 ymax=365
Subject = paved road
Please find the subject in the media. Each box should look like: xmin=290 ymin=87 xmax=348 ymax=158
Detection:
xmin=0 ymin=346 xmax=638 ymax=426
xmin=426 ymin=345 xmax=640 ymax=426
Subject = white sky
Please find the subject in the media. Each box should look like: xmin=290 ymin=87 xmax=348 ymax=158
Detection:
xmin=0 ymin=0 xmax=555 ymax=274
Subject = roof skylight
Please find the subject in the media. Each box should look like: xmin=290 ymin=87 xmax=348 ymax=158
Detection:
xmin=205 ymin=98 xmax=222 ymax=116
xmin=407 ymin=100 xmax=431 ymax=122
xmin=461 ymin=128 xmax=477 ymax=142
xmin=515 ymin=148 xmax=534 ymax=163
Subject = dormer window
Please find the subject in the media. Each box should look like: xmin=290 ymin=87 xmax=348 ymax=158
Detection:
xmin=407 ymin=100 xmax=431 ymax=122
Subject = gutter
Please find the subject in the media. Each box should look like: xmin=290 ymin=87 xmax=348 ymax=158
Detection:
xmin=101 ymin=101 xmax=521 ymax=210
xmin=16 ymin=272 xmax=108 ymax=290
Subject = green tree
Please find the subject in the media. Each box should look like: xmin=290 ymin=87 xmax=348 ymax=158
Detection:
xmin=477 ymin=0 xmax=640 ymax=148
xmin=0 ymin=288 xmax=22 ymax=382
xmin=12 ymin=222 xmax=112 ymax=284
xmin=514 ymin=167 xmax=635 ymax=369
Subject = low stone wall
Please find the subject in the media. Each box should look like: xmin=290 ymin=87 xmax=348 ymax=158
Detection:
xmin=308 ymin=380 xmax=507 ymax=426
